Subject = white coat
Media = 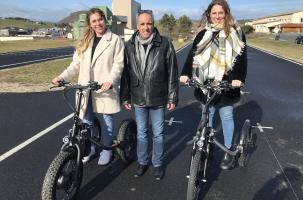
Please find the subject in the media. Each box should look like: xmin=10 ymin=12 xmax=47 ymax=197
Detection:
xmin=59 ymin=29 xmax=124 ymax=118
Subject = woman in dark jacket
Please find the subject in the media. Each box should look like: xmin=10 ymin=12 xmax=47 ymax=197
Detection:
xmin=180 ymin=0 xmax=247 ymax=170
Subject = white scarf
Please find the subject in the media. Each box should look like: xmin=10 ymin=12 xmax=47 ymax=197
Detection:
xmin=193 ymin=23 xmax=245 ymax=84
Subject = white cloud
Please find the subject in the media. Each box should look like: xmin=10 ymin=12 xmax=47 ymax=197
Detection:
xmin=153 ymin=8 xmax=202 ymax=20
xmin=0 ymin=3 xmax=77 ymax=22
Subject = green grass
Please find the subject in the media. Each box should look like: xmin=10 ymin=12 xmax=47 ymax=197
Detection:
xmin=247 ymin=33 xmax=303 ymax=64
xmin=172 ymin=40 xmax=190 ymax=50
xmin=0 ymin=39 xmax=76 ymax=53
xmin=0 ymin=19 xmax=56 ymax=29
xmin=0 ymin=41 xmax=188 ymax=92
xmin=0 ymin=58 xmax=73 ymax=84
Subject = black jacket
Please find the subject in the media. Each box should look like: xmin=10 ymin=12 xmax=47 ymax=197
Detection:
xmin=181 ymin=29 xmax=247 ymax=105
xmin=120 ymin=28 xmax=179 ymax=107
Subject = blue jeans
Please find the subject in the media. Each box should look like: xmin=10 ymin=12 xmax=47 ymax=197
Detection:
xmin=203 ymin=105 xmax=234 ymax=149
xmin=83 ymin=98 xmax=113 ymax=146
xmin=134 ymin=105 xmax=165 ymax=167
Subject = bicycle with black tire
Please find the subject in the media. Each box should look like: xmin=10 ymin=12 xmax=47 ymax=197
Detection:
xmin=41 ymin=81 xmax=137 ymax=200
xmin=184 ymin=79 xmax=255 ymax=200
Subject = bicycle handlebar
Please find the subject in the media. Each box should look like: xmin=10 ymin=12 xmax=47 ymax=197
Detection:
xmin=50 ymin=81 xmax=102 ymax=91
xmin=50 ymin=81 xmax=112 ymax=113
xmin=182 ymin=79 xmax=243 ymax=93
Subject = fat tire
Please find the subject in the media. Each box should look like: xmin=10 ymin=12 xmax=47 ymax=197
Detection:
xmin=41 ymin=149 xmax=83 ymax=200
xmin=187 ymin=150 xmax=204 ymax=200
xmin=238 ymin=119 xmax=251 ymax=167
xmin=116 ymin=119 xmax=137 ymax=164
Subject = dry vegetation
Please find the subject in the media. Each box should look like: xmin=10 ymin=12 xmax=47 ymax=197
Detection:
xmin=0 ymin=41 xmax=188 ymax=93
xmin=247 ymin=33 xmax=303 ymax=64
xmin=0 ymin=39 xmax=76 ymax=53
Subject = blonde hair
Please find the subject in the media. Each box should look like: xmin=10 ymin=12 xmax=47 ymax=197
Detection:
xmin=76 ymin=8 xmax=106 ymax=55
xmin=199 ymin=0 xmax=235 ymax=36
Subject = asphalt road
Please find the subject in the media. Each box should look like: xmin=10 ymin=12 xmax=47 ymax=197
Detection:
xmin=0 ymin=46 xmax=74 ymax=69
xmin=0 ymin=45 xmax=302 ymax=200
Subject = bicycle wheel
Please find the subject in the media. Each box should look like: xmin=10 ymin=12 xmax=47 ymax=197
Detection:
xmin=238 ymin=119 xmax=251 ymax=167
xmin=116 ymin=118 xmax=137 ymax=164
xmin=187 ymin=150 xmax=205 ymax=200
xmin=41 ymin=149 xmax=83 ymax=200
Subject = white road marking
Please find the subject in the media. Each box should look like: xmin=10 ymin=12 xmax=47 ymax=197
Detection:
xmin=165 ymin=117 xmax=183 ymax=126
xmin=0 ymin=113 xmax=73 ymax=163
xmin=240 ymin=90 xmax=250 ymax=95
xmin=176 ymin=42 xmax=191 ymax=53
xmin=0 ymin=44 xmax=190 ymax=162
xmin=261 ymin=128 xmax=300 ymax=200
xmin=0 ymin=54 xmax=72 ymax=68
xmin=252 ymin=123 xmax=274 ymax=133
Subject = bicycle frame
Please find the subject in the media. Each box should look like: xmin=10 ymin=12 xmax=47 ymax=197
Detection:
xmin=54 ymin=82 xmax=120 ymax=168
xmin=186 ymin=79 xmax=252 ymax=200
xmin=190 ymin=79 xmax=243 ymax=156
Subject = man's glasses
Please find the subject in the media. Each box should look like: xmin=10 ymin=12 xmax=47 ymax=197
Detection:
xmin=138 ymin=9 xmax=153 ymax=15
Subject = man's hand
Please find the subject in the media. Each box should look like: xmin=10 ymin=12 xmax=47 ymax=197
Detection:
xmin=167 ymin=103 xmax=176 ymax=111
xmin=179 ymin=76 xmax=189 ymax=84
xmin=124 ymin=103 xmax=132 ymax=110
xmin=231 ymin=80 xmax=243 ymax=87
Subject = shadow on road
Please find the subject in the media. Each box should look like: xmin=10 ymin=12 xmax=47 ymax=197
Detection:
xmin=197 ymin=100 xmax=263 ymax=199
xmin=77 ymin=158 xmax=130 ymax=200
xmin=253 ymin=167 xmax=302 ymax=200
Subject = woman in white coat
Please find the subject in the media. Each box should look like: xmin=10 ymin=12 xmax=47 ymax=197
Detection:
xmin=52 ymin=8 xmax=124 ymax=165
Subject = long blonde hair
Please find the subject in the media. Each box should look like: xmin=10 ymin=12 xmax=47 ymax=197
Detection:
xmin=76 ymin=8 xmax=106 ymax=55
xmin=198 ymin=0 xmax=235 ymax=36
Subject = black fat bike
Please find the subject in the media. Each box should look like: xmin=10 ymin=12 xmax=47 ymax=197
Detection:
xmin=41 ymin=81 xmax=137 ymax=200
xmin=184 ymin=79 xmax=255 ymax=200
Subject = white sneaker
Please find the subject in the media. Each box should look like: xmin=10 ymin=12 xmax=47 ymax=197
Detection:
xmin=98 ymin=150 xmax=112 ymax=165
xmin=82 ymin=145 xmax=96 ymax=163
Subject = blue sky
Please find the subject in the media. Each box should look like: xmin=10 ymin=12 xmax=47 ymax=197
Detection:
xmin=1 ymin=0 xmax=303 ymax=22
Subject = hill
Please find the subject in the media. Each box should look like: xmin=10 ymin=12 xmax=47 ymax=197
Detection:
xmin=58 ymin=10 xmax=87 ymax=24
xmin=0 ymin=18 xmax=56 ymax=29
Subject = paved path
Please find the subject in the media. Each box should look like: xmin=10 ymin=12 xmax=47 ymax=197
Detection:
xmin=0 ymin=46 xmax=74 ymax=69
xmin=0 ymin=45 xmax=302 ymax=200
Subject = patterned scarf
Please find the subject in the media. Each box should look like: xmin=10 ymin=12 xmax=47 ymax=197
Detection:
xmin=193 ymin=23 xmax=245 ymax=84
xmin=135 ymin=33 xmax=154 ymax=73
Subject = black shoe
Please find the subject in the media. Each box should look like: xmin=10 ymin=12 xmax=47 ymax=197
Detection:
xmin=154 ymin=166 xmax=164 ymax=181
xmin=133 ymin=164 xmax=148 ymax=178
xmin=220 ymin=153 xmax=235 ymax=170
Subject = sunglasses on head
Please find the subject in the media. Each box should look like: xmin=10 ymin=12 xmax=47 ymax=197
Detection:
xmin=138 ymin=9 xmax=153 ymax=15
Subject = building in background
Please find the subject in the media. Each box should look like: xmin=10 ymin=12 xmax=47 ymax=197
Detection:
xmin=72 ymin=0 xmax=141 ymax=40
xmin=248 ymin=10 xmax=303 ymax=33
xmin=112 ymin=0 xmax=141 ymax=30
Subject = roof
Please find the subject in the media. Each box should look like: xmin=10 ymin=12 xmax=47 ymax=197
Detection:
xmin=280 ymin=23 xmax=303 ymax=28
xmin=113 ymin=15 xmax=127 ymax=23
xmin=254 ymin=10 xmax=303 ymax=21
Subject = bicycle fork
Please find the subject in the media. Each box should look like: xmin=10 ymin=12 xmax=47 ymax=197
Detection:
xmin=194 ymin=128 xmax=213 ymax=183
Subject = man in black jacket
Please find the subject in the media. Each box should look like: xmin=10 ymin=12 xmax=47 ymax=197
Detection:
xmin=120 ymin=10 xmax=178 ymax=180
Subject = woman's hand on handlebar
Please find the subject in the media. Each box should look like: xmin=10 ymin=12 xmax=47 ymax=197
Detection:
xmin=124 ymin=103 xmax=132 ymax=110
xmin=100 ymin=82 xmax=112 ymax=91
xmin=231 ymin=80 xmax=243 ymax=88
xmin=52 ymin=76 xmax=64 ymax=86
xmin=179 ymin=75 xmax=189 ymax=84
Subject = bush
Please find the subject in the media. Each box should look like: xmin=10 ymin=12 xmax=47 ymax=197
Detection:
xmin=241 ymin=25 xmax=254 ymax=34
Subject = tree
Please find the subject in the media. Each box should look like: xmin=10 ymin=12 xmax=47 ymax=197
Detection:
xmin=159 ymin=14 xmax=176 ymax=37
xmin=241 ymin=25 xmax=254 ymax=34
xmin=177 ymin=15 xmax=192 ymax=35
